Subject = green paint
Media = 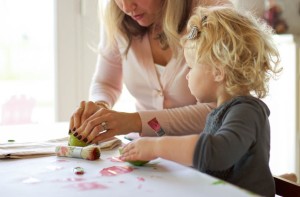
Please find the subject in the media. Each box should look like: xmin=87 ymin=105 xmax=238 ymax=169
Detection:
xmin=212 ymin=180 xmax=227 ymax=185
xmin=68 ymin=134 xmax=88 ymax=147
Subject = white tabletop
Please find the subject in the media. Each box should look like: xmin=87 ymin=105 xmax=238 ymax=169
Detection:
xmin=0 ymin=122 xmax=258 ymax=197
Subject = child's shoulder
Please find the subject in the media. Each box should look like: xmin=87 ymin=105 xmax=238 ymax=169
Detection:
xmin=225 ymin=96 xmax=270 ymax=118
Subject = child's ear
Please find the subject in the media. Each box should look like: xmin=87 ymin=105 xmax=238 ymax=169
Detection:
xmin=213 ymin=67 xmax=225 ymax=82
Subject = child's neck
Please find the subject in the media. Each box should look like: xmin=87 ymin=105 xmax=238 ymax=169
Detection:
xmin=217 ymin=94 xmax=251 ymax=107
xmin=217 ymin=94 xmax=234 ymax=107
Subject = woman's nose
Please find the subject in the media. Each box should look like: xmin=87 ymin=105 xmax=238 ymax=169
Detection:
xmin=186 ymin=73 xmax=190 ymax=80
xmin=121 ymin=0 xmax=137 ymax=13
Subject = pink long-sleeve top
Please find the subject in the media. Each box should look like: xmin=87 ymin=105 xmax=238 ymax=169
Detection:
xmin=89 ymin=30 xmax=215 ymax=136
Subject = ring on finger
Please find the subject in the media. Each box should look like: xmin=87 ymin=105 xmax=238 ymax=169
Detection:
xmin=101 ymin=121 xmax=107 ymax=131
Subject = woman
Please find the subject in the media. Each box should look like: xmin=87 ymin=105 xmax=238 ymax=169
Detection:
xmin=69 ymin=0 xmax=232 ymax=144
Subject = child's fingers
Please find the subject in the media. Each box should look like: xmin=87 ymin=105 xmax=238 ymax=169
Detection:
xmin=120 ymin=149 xmax=136 ymax=161
xmin=121 ymin=144 xmax=135 ymax=160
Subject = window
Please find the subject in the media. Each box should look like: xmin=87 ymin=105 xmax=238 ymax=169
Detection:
xmin=0 ymin=0 xmax=134 ymax=126
xmin=0 ymin=0 xmax=55 ymax=125
xmin=55 ymin=0 xmax=135 ymax=121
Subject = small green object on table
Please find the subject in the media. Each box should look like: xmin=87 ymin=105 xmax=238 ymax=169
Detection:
xmin=68 ymin=134 xmax=88 ymax=147
xmin=119 ymin=147 xmax=149 ymax=166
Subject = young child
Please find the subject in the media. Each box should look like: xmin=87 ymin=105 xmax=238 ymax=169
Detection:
xmin=120 ymin=6 xmax=281 ymax=197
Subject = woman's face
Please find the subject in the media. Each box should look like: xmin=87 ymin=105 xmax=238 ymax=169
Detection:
xmin=114 ymin=0 xmax=163 ymax=27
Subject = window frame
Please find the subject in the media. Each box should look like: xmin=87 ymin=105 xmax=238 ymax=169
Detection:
xmin=55 ymin=0 xmax=99 ymax=121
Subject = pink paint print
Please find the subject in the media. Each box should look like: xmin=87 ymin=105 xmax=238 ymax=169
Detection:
xmin=54 ymin=177 xmax=85 ymax=182
xmin=46 ymin=165 xmax=63 ymax=171
xmin=109 ymin=156 xmax=124 ymax=162
xmin=54 ymin=159 xmax=69 ymax=162
xmin=147 ymin=117 xmax=165 ymax=136
xmin=67 ymin=182 xmax=108 ymax=191
xmin=137 ymin=177 xmax=145 ymax=182
xmin=100 ymin=166 xmax=134 ymax=176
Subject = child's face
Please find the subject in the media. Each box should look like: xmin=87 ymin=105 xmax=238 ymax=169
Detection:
xmin=184 ymin=47 xmax=218 ymax=103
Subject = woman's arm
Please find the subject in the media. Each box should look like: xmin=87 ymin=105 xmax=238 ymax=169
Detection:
xmin=89 ymin=28 xmax=123 ymax=106
xmin=69 ymin=27 xmax=123 ymax=133
xmin=139 ymin=102 xmax=215 ymax=136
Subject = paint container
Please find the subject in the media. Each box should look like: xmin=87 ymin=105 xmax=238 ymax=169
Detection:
xmin=148 ymin=117 xmax=165 ymax=136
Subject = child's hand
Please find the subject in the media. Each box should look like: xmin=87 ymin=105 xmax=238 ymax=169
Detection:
xmin=120 ymin=137 xmax=158 ymax=162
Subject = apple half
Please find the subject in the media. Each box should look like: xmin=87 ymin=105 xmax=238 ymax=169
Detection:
xmin=68 ymin=134 xmax=88 ymax=147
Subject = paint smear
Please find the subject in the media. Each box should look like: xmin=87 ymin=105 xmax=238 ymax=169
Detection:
xmin=46 ymin=165 xmax=64 ymax=171
xmin=54 ymin=159 xmax=69 ymax=163
xmin=109 ymin=156 xmax=124 ymax=162
xmin=22 ymin=177 xmax=41 ymax=184
xmin=137 ymin=177 xmax=145 ymax=182
xmin=54 ymin=177 xmax=85 ymax=182
xmin=67 ymin=182 xmax=108 ymax=191
xmin=212 ymin=180 xmax=227 ymax=185
xmin=100 ymin=166 xmax=133 ymax=176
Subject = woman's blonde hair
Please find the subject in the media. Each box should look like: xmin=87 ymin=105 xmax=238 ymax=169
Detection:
xmin=182 ymin=6 xmax=282 ymax=98
xmin=100 ymin=0 xmax=194 ymax=55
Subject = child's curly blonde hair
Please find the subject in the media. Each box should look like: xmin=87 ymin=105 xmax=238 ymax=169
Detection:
xmin=182 ymin=6 xmax=282 ymax=98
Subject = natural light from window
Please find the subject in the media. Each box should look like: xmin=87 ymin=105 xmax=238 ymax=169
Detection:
xmin=0 ymin=0 xmax=55 ymax=125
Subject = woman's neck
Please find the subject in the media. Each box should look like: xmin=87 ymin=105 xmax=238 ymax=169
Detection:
xmin=150 ymin=23 xmax=162 ymax=38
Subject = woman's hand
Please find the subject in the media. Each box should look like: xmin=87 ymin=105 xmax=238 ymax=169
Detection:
xmin=120 ymin=138 xmax=159 ymax=162
xmin=69 ymin=101 xmax=102 ymax=133
xmin=72 ymin=108 xmax=142 ymax=144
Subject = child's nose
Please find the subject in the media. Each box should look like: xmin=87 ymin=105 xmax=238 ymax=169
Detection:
xmin=186 ymin=73 xmax=190 ymax=80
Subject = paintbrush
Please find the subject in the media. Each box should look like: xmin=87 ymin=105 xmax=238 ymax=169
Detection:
xmin=55 ymin=145 xmax=101 ymax=160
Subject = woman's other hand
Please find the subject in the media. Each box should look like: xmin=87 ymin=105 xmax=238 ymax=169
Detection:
xmin=69 ymin=101 xmax=102 ymax=133
xmin=73 ymin=109 xmax=142 ymax=144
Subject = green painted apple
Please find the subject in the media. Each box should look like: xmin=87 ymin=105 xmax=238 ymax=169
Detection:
xmin=119 ymin=147 xmax=149 ymax=166
xmin=68 ymin=134 xmax=88 ymax=147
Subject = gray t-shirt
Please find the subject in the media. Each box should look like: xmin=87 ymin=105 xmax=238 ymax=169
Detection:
xmin=193 ymin=96 xmax=275 ymax=197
